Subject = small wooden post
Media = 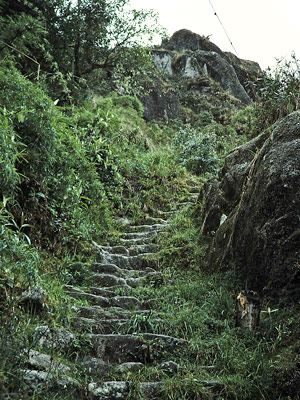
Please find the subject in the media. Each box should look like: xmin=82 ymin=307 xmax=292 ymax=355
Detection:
xmin=236 ymin=290 xmax=260 ymax=330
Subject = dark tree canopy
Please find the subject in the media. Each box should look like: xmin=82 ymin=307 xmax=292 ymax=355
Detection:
xmin=0 ymin=0 xmax=164 ymax=98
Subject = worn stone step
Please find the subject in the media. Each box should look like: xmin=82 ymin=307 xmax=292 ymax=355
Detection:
xmin=22 ymin=369 xmax=79 ymax=393
xmin=89 ymin=333 xmax=188 ymax=363
xmin=96 ymin=245 xmax=129 ymax=255
xmin=128 ymin=223 xmax=166 ymax=233
xmin=128 ymin=244 xmax=158 ymax=256
xmin=71 ymin=316 xmax=127 ymax=334
xmin=126 ymin=272 xmax=161 ymax=289
xmin=96 ymin=253 xmax=155 ymax=270
xmin=140 ymin=217 xmax=168 ymax=225
xmin=72 ymin=305 xmax=150 ymax=320
xmin=154 ymin=209 xmax=174 ymax=217
xmin=111 ymin=296 xmax=142 ymax=310
xmin=121 ymin=230 xmax=158 ymax=240
xmin=72 ymin=305 xmax=113 ymax=320
xmin=120 ymin=236 xmax=155 ymax=246
xmin=88 ymin=381 xmax=164 ymax=400
xmin=91 ymin=263 xmax=126 ymax=276
xmin=116 ymin=361 xmax=144 ymax=373
xmin=34 ymin=326 xmax=75 ymax=352
xmin=89 ymin=287 xmax=116 ymax=298
xmin=90 ymin=273 xmax=127 ymax=287
xmin=65 ymin=290 xmax=111 ymax=307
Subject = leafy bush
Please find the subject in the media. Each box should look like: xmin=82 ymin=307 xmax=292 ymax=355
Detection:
xmin=111 ymin=95 xmax=144 ymax=117
xmin=0 ymin=110 xmax=25 ymax=196
xmin=174 ymin=125 xmax=218 ymax=175
xmin=253 ymin=53 xmax=300 ymax=133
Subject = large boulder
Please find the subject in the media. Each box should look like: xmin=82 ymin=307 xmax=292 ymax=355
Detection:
xmin=204 ymin=112 xmax=300 ymax=299
xmin=141 ymin=29 xmax=262 ymax=122
xmin=162 ymin=29 xmax=224 ymax=55
xmin=140 ymin=78 xmax=182 ymax=122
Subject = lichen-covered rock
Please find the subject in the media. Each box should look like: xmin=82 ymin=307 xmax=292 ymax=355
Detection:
xmin=200 ymin=131 xmax=269 ymax=232
xmin=88 ymin=381 xmax=128 ymax=399
xmin=208 ymin=111 xmax=300 ymax=298
xmin=34 ymin=326 xmax=75 ymax=351
xmin=19 ymin=286 xmax=47 ymax=312
xmin=225 ymin=51 xmax=262 ymax=99
xmin=139 ymin=78 xmax=182 ymax=122
xmin=82 ymin=357 xmax=111 ymax=375
xmin=163 ymin=29 xmax=223 ymax=55
xmin=26 ymin=350 xmax=70 ymax=374
xmin=22 ymin=369 xmax=79 ymax=392
xmin=152 ymin=50 xmax=174 ymax=76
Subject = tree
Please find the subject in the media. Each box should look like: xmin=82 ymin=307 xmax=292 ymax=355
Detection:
xmin=0 ymin=0 xmax=164 ymax=98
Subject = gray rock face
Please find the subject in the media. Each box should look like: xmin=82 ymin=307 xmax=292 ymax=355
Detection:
xmin=34 ymin=326 xmax=75 ymax=351
xmin=163 ymin=29 xmax=224 ymax=55
xmin=205 ymin=111 xmax=300 ymax=298
xmin=19 ymin=286 xmax=47 ymax=312
xmin=88 ymin=381 xmax=128 ymax=399
xmin=22 ymin=369 xmax=79 ymax=392
xmin=89 ymin=334 xmax=147 ymax=362
xmin=26 ymin=350 xmax=70 ymax=374
xmin=82 ymin=357 xmax=111 ymax=375
xmin=140 ymin=78 xmax=182 ymax=122
xmin=152 ymin=50 xmax=174 ymax=76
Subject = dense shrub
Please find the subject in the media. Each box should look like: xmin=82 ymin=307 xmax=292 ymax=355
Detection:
xmin=174 ymin=125 xmax=218 ymax=175
xmin=253 ymin=54 xmax=300 ymax=134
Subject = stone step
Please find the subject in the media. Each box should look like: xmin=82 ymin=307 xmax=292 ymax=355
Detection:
xmin=121 ymin=230 xmax=158 ymax=240
xmin=89 ymin=333 xmax=188 ymax=363
xmin=139 ymin=217 xmax=168 ymax=225
xmin=128 ymin=243 xmax=159 ymax=256
xmin=89 ymin=287 xmax=116 ymax=298
xmin=70 ymin=316 xmax=127 ymax=334
xmin=96 ymin=252 xmax=155 ymax=270
xmin=65 ymin=290 xmax=111 ymax=307
xmin=72 ymin=305 xmax=150 ymax=320
xmin=96 ymin=245 xmax=129 ymax=255
xmin=91 ymin=263 xmax=126 ymax=276
xmin=90 ymin=273 xmax=127 ymax=287
xmin=72 ymin=305 xmax=114 ymax=320
xmin=111 ymin=296 xmax=143 ymax=310
xmin=22 ymin=369 xmax=79 ymax=393
xmin=88 ymin=381 xmax=164 ymax=400
xmin=120 ymin=236 xmax=155 ymax=246
xmin=128 ymin=223 xmax=167 ymax=233
xmin=154 ymin=209 xmax=174 ymax=217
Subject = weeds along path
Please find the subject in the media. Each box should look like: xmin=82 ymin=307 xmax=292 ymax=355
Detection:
xmin=26 ymin=183 xmax=225 ymax=399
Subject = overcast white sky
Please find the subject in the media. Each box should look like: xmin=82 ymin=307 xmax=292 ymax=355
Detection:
xmin=129 ymin=0 xmax=300 ymax=70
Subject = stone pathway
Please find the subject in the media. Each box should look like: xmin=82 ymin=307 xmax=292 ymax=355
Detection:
xmin=23 ymin=189 xmax=224 ymax=398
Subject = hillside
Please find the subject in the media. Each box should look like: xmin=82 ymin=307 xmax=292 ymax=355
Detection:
xmin=1 ymin=2 xmax=300 ymax=399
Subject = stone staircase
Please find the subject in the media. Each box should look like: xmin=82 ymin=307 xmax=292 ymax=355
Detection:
xmin=22 ymin=190 xmax=223 ymax=398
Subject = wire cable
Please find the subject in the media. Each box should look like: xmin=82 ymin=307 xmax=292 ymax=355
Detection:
xmin=208 ymin=0 xmax=239 ymax=56
xmin=208 ymin=0 xmax=258 ymax=100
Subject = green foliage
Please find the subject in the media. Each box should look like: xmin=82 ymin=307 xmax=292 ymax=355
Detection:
xmin=174 ymin=125 xmax=218 ymax=175
xmin=0 ymin=65 xmax=57 ymax=178
xmin=231 ymin=105 xmax=258 ymax=137
xmin=253 ymin=53 xmax=300 ymax=134
xmin=0 ymin=109 xmax=25 ymax=196
xmin=111 ymin=95 xmax=144 ymax=117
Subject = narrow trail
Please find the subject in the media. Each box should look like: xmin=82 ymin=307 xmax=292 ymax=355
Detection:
xmin=25 ymin=185 xmax=223 ymax=399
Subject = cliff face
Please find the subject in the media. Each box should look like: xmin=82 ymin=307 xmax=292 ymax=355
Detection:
xmin=141 ymin=29 xmax=261 ymax=122
xmin=200 ymin=112 xmax=300 ymax=300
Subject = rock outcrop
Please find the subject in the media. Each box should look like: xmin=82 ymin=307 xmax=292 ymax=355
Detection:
xmin=201 ymin=112 xmax=300 ymax=299
xmin=142 ymin=29 xmax=262 ymax=122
